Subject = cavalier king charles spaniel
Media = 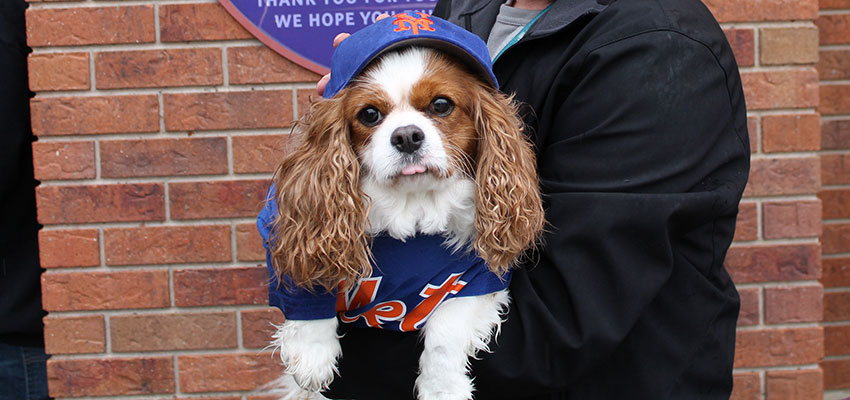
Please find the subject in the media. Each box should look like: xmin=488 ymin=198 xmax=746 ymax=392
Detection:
xmin=264 ymin=43 xmax=544 ymax=400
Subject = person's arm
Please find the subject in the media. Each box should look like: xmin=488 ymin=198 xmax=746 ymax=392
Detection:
xmin=325 ymin=29 xmax=749 ymax=399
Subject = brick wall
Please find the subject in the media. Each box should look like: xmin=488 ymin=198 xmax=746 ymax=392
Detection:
xmin=817 ymin=0 xmax=850 ymax=398
xmin=25 ymin=0 xmax=310 ymax=397
xmin=24 ymin=0 xmax=842 ymax=399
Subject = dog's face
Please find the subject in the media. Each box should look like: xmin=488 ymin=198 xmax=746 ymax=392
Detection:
xmin=342 ymin=48 xmax=479 ymax=188
xmin=271 ymin=47 xmax=544 ymax=291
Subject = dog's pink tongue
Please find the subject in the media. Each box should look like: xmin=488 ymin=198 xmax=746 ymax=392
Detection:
xmin=401 ymin=164 xmax=427 ymax=176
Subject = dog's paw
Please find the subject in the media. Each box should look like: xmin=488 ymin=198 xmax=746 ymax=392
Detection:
xmin=415 ymin=372 xmax=474 ymax=400
xmin=282 ymin=339 xmax=339 ymax=392
xmin=272 ymin=319 xmax=341 ymax=393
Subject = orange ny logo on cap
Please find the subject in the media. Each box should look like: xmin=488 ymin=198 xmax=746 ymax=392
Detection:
xmin=393 ymin=12 xmax=436 ymax=35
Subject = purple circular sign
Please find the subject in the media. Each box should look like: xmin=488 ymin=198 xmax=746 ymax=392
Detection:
xmin=219 ymin=0 xmax=439 ymax=75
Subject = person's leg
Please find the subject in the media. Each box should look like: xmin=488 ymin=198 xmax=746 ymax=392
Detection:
xmin=0 ymin=342 xmax=30 ymax=400
xmin=22 ymin=345 xmax=50 ymax=400
xmin=0 ymin=342 xmax=50 ymax=400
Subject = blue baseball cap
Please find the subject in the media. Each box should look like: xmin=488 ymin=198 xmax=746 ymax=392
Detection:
xmin=323 ymin=12 xmax=498 ymax=99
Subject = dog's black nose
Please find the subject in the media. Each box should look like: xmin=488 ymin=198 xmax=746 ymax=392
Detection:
xmin=391 ymin=125 xmax=424 ymax=154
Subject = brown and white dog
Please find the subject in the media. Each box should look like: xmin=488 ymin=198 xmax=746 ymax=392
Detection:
xmin=266 ymin=44 xmax=544 ymax=400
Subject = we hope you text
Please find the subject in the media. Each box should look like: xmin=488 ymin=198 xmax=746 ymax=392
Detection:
xmin=259 ymin=0 xmax=438 ymax=29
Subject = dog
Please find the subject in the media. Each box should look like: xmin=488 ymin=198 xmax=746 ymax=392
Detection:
xmin=258 ymin=14 xmax=544 ymax=400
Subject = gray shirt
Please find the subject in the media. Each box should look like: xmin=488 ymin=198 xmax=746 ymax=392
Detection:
xmin=486 ymin=3 xmax=541 ymax=59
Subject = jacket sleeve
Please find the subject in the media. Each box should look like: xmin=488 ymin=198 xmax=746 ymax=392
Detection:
xmin=325 ymin=30 xmax=749 ymax=399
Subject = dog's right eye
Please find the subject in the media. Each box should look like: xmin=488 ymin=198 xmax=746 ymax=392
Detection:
xmin=357 ymin=106 xmax=383 ymax=127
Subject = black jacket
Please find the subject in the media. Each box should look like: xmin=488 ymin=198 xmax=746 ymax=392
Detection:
xmin=0 ymin=0 xmax=44 ymax=347
xmin=326 ymin=0 xmax=749 ymax=398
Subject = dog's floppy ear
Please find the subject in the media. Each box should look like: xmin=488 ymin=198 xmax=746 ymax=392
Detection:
xmin=270 ymin=97 xmax=371 ymax=291
xmin=472 ymin=88 xmax=545 ymax=275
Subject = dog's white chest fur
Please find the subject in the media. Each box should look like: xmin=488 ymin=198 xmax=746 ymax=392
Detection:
xmin=362 ymin=173 xmax=476 ymax=248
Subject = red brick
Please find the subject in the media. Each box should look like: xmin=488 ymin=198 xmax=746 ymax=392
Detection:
xmin=823 ymin=257 xmax=850 ymax=288
xmin=180 ymin=397 xmax=240 ymax=400
xmin=823 ymin=154 xmax=850 ymax=185
xmin=731 ymin=372 xmax=760 ymax=400
xmin=104 ymin=225 xmax=231 ymax=265
xmin=734 ymin=202 xmax=758 ymax=241
xmin=761 ymin=114 xmax=820 ymax=153
xmin=741 ymin=69 xmax=819 ymax=110
xmin=36 ymin=183 xmax=164 ymax=224
xmin=823 ymin=359 xmax=850 ymax=389
xmin=825 ymin=324 xmax=850 ymax=356
xmin=173 ymin=267 xmax=267 ymax=307
xmin=43 ymin=315 xmax=105 ymax=354
xmin=823 ymin=223 xmax=850 ymax=255
xmin=236 ymin=223 xmax=266 ymax=262
xmin=726 ymin=244 xmax=820 ymax=283
xmin=247 ymin=396 xmax=282 ymax=400
xmin=95 ymin=48 xmax=222 ymax=89
xmin=111 ymin=312 xmax=236 ymax=352
xmin=27 ymin=52 xmax=89 ymax=91
xmin=178 ymin=353 xmax=280 ymax=393
xmin=747 ymin=115 xmax=758 ymax=153
xmin=26 ymin=6 xmax=155 ymax=47
xmin=723 ymin=28 xmax=754 ymax=67
xmin=159 ymin=3 xmax=251 ymax=42
xmin=241 ymin=308 xmax=284 ymax=348
xmin=818 ymin=49 xmax=850 ymax=80
xmin=824 ymin=291 xmax=850 ymax=322
xmin=817 ymin=13 xmax=850 ymax=45
xmin=163 ymin=90 xmax=293 ymax=131
xmin=737 ymin=287 xmax=760 ymax=326
xmin=821 ymin=0 xmax=850 ymax=9
xmin=100 ymin=137 xmax=227 ymax=178
xmin=170 ymin=180 xmax=268 ymax=220
xmin=759 ymin=27 xmax=819 ymax=65
xmin=31 ymin=141 xmax=95 ymax=180
xmin=30 ymin=95 xmax=159 ymax=136
xmin=228 ymin=46 xmax=322 ymax=84
xmin=41 ymin=270 xmax=169 ymax=311
xmin=820 ymin=188 xmax=850 ymax=219
xmin=764 ymin=284 xmax=823 ymax=324
xmin=233 ymin=134 xmax=291 ymax=174
xmin=765 ymin=368 xmax=823 ymax=400
xmin=744 ymin=157 xmax=820 ymax=197
xmin=820 ymin=84 xmax=850 ymax=115
xmin=47 ymin=357 xmax=174 ymax=397
xmin=822 ymin=119 xmax=850 ymax=150
xmin=762 ymin=200 xmax=822 ymax=239
xmin=38 ymin=229 xmax=99 ymax=268
xmin=734 ymin=327 xmax=823 ymax=368
xmin=297 ymin=88 xmax=315 ymax=119
xmin=703 ymin=0 xmax=818 ymax=22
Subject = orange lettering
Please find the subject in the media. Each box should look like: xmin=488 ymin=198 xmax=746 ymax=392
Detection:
xmin=392 ymin=12 xmax=436 ymax=35
xmin=399 ymin=273 xmax=467 ymax=331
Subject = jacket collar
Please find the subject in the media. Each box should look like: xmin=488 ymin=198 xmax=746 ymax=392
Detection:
xmin=449 ymin=0 xmax=609 ymax=42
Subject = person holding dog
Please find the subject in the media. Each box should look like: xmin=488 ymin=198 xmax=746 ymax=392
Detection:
xmin=319 ymin=0 xmax=749 ymax=398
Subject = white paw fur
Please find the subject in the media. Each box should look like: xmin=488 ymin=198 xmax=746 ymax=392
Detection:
xmin=272 ymin=318 xmax=341 ymax=393
xmin=415 ymin=290 xmax=510 ymax=400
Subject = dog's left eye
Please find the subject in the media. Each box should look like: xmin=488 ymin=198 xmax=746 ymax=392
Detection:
xmin=428 ymin=97 xmax=454 ymax=117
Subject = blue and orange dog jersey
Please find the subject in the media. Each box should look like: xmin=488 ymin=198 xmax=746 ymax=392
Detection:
xmin=257 ymin=188 xmax=510 ymax=332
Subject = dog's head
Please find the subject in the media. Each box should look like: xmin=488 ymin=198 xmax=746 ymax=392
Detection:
xmin=270 ymin=46 xmax=543 ymax=291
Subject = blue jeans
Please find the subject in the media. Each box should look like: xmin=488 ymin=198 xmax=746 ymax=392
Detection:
xmin=0 ymin=342 xmax=50 ymax=400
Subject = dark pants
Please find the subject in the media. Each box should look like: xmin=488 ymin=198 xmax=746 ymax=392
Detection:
xmin=0 ymin=342 xmax=50 ymax=400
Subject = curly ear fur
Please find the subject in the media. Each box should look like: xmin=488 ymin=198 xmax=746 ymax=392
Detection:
xmin=270 ymin=98 xmax=371 ymax=292
xmin=473 ymin=88 xmax=545 ymax=274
